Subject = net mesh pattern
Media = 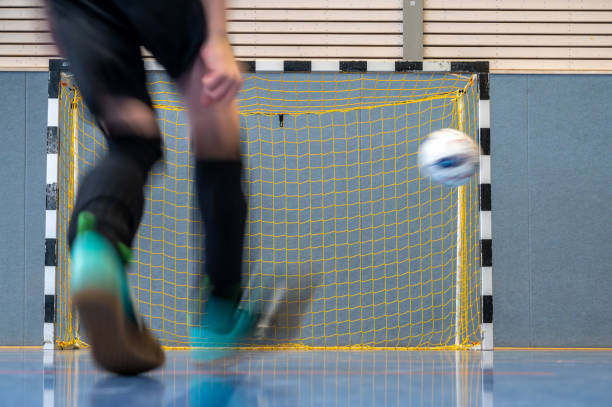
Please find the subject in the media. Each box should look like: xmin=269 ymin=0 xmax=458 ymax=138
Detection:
xmin=56 ymin=71 xmax=481 ymax=349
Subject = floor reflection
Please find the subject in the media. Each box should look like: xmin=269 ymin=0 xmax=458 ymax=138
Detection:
xmin=48 ymin=350 xmax=485 ymax=407
xmin=88 ymin=376 xmax=164 ymax=407
xmin=9 ymin=348 xmax=612 ymax=406
xmin=176 ymin=371 xmax=253 ymax=407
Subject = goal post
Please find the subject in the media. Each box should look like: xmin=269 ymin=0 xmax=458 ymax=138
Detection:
xmin=46 ymin=59 xmax=491 ymax=351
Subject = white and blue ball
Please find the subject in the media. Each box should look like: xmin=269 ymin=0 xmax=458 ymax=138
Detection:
xmin=418 ymin=128 xmax=480 ymax=187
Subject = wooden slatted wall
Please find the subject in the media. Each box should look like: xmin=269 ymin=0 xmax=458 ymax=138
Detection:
xmin=1 ymin=0 xmax=611 ymax=72
xmin=425 ymin=0 xmax=612 ymax=72
xmin=0 ymin=0 xmax=53 ymax=70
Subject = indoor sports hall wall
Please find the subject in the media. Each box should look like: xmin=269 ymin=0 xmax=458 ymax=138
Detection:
xmin=0 ymin=71 xmax=47 ymax=345
xmin=1 ymin=0 xmax=611 ymax=346
xmin=490 ymin=74 xmax=612 ymax=347
xmin=1 ymin=0 xmax=611 ymax=73
xmin=2 ymin=72 xmax=612 ymax=347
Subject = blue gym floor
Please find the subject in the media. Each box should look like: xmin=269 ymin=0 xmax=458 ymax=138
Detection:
xmin=1 ymin=349 xmax=612 ymax=406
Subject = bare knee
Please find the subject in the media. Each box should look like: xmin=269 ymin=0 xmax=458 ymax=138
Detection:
xmin=98 ymin=97 xmax=160 ymax=138
xmin=190 ymin=103 xmax=241 ymax=160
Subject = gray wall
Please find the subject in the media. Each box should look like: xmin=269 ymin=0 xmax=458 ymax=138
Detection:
xmin=1 ymin=72 xmax=612 ymax=347
xmin=0 ymin=72 xmax=47 ymax=345
xmin=491 ymin=74 xmax=612 ymax=347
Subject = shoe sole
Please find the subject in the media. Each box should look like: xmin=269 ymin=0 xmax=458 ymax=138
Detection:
xmin=73 ymin=290 xmax=165 ymax=375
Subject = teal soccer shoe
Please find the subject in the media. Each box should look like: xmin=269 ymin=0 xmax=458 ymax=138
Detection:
xmin=70 ymin=212 xmax=164 ymax=374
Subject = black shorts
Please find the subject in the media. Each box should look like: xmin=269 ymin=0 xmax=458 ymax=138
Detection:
xmin=48 ymin=0 xmax=206 ymax=114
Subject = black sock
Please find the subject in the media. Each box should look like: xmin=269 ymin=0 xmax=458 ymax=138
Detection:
xmin=195 ymin=160 xmax=247 ymax=301
xmin=68 ymin=135 xmax=163 ymax=251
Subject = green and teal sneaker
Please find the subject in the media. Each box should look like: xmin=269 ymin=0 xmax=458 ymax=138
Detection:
xmin=189 ymin=282 xmax=259 ymax=361
xmin=70 ymin=212 xmax=164 ymax=375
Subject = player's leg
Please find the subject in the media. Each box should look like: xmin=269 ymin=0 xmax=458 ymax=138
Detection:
xmin=179 ymin=66 xmax=260 ymax=357
xmin=178 ymin=57 xmax=247 ymax=336
xmin=130 ymin=0 xmax=256 ymax=354
xmin=46 ymin=0 xmax=164 ymax=374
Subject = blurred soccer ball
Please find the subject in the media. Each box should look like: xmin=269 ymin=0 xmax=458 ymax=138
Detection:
xmin=418 ymin=128 xmax=480 ymax=187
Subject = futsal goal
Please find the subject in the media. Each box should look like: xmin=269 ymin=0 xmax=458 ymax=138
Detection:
xmin=49 ymin=60 xmax=489 ymax=351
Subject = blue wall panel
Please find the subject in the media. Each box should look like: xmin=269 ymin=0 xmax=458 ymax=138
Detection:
xmin=0 ymin=73 xmax=27 ymax=344
xmin=0 ymin=72 xmax=46 ymax=345
xmin=490 ymin=75 xmax=531 ymax=346
xmin=24 ymin=73 xmax=47 ymax=344
xmin=491 ymin=74 xmax=612 ymax=346
xmin=1 ymin=70 xmax=611 ymax=347
xmin=528 ymin=75 xmax=612 ymax=346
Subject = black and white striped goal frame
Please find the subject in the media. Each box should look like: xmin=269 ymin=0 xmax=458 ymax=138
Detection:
xmin=45 ymin=59 xmax=493 ymax=351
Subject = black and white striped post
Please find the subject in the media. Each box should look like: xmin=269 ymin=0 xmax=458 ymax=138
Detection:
xmin=45 ymin=59 xmax=64 ymax=350
xmin=44 ymin=58 xmax=69 ymax=407
xmin=475 ymin=66 xmax=493 ymax=352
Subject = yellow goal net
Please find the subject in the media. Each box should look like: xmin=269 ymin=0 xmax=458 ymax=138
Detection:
xmin=56 ymin=70 xmax=481 ymax=350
